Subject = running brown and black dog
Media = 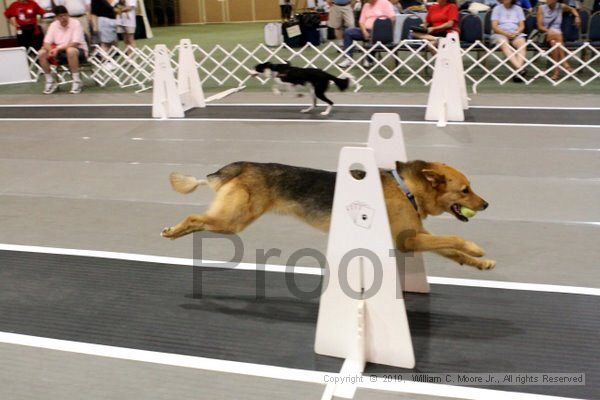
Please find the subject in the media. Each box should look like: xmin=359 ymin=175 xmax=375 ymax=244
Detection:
xmin=161 ymin=161 xmax=496 ymax=270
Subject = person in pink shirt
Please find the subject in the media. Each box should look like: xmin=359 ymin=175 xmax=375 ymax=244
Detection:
xmin=338 ymin=0 xmax=396 ymax=68
xmin=38 ymin=5 xmax=88 ymax=94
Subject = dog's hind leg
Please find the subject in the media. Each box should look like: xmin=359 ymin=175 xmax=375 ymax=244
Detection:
xmin=161 ymin=180 xmax=265 ymax=239
xmin=314 ymin=83 xmax=333 ymax=116
xmin=301 ymin=86 xmax=317 ymax=113
xmin=434 ymin=249 xmax=496 ymax=270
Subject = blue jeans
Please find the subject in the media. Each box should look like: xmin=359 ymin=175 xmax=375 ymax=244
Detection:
xmin=343 ymin=27 xmax=370 ymax=56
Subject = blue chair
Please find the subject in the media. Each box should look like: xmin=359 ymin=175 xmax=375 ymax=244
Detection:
xmin=400 ymin=15 xmax=427 ymax=50
xmin=363 ymin=17 xmax=396 ymax=65
xmin=401 ymin=15 xmax=424 ymax=40
xmin=460 ymin=13 xmax=484 ymax=47
xmin=365 ymin=17 xmax=395 ymax=49
xmin=483 ymin=9 xmax=493 ymax=44
xmin=561 ymin=12 xmax=583 ymax=49
xmin=589 ymin=12 xmax=600 ymax=47
xmin=524 ymin=14 xmax=537 ymax=36
xmin=579 ymin=9 xmax=590 ymax=39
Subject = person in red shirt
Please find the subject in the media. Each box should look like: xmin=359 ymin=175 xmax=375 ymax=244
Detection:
xmin=412 ymin=0 xmax=459 ymax=45
xmin=3 ymin=0 xmax=45 ymax=49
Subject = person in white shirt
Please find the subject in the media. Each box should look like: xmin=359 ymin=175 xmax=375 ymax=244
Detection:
xmin=114 ymin=0 xmax=136 ymax=48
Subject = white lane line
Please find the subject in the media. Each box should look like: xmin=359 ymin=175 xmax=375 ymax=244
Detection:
xmin=2 ymin=103 xmax=600 ymax=110
xmin=0 ymin=243 xmax=322 ymax=276
xmin=1 ymin=117 xmax=599 ymax=128
xmin=1 ymin=243 xmax=599 ymax=296
xmin=0 ymin=332 xmax=581 ymax=400
xmin=0 ymin=332 xmax=325 ymax=384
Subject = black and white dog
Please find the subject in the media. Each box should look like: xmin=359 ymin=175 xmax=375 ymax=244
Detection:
xmin=250 ymin=62 xmax=350 ymax=116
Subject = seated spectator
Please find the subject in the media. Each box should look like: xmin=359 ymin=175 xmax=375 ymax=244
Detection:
xmin=536 ymin=0 xmax=580 ymax=80
xmin=90 ymin=0 xmax=117 ymax=53
xmin=54 ymin=0 xmax=92 ymax=39
xmin=3 ymin=0 xmax=45 ymax=49
xmin=411 ymin=0 xmax=459 ymax=45
xmin=115 ymin=0 xmax=137 ymax=48
xmin=338 ymin=0 xmax=396 ymax=68
xmin=491 ymin=0 xmax=527 ymax=82
xmin=38 ymin=5 xmax=88 ymax=94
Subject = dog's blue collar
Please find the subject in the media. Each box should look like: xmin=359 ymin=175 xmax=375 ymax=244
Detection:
xmin=390 ymin=169 xmax=418 ymax=212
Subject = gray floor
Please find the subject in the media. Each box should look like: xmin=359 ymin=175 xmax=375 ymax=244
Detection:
xmin=2 ymin=251 xmax=598 ymax=398
xmin=0 ymin=92 xmax=599 ymax=400
xmin=0 ymin=343 xmax=451 ymax=400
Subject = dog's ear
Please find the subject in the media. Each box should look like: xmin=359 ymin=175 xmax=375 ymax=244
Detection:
xmin=421 ymin=169 xmax=446 ymax=187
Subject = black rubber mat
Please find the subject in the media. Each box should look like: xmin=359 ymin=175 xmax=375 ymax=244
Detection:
xmin=1 ymin=105 xmax=599 ymax=126
xmin=0 ymin=250 xmax=598 ymax=398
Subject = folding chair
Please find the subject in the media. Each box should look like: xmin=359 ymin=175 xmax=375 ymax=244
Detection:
xmin=561 ymin=12 xmax=584 ymax=49
xmin=460 ymin=13 xmax=484 ymax=48
xmin=363 ymin=17 xmax=396 ymax=65
xmin=589 ymin=12 xmax=600 ymax=47
xmin=579 ymin=9 xmax=590 ymax=40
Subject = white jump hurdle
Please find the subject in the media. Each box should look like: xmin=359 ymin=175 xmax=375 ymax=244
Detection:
xmin=315 ymin=146 xmax=415 ymax=400
xmin=152 ymin=38 xmax=245 ymax=119
xmin=425 ymin=32 xmax=469 ymax=127
xmin=316 ymin=114 xmax=432 ymax=399
xmin=367 ymin=113 xmax=429 ymax=294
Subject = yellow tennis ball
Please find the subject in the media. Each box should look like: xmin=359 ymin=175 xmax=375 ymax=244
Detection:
xmin=460 ymin=206 xmax=477 ymax=219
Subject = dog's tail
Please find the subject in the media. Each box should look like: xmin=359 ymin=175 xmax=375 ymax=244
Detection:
xmin=169 ymin=172 xmax=208 ymax=194
xmin=331 ymin=76 xmax=350 ymax=92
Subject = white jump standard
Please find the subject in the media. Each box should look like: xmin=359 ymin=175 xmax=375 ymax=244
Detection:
xmin=425 ymin=32 xmax=469 ymax=127
xmin=152 ymin=38 xmax=245 ymax=119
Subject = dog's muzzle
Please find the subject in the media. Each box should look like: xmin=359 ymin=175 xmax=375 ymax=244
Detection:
xmin=450 ymin=203 xmax=469 ymax=222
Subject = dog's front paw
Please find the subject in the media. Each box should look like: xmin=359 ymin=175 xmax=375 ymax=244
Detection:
xmin=161 ymin=227 xmax=176 ymax=239
xmin=477 ymin=259 xmax=496 ymax=270
xmin=273 ymin=89 xmax=282 ymax=96
xmin=463 ymin=241 xmax=485 ymax=257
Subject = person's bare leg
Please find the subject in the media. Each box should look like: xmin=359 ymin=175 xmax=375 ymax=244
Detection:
xmin=512 ymin=37 xmax=527 ymax=69
xmin=66 ymin=47 xmax=80 ymax=73
xmin=549 ymin=41 xmax=561 ymax=79
xmin=124 ymin=32 xmax=135 ymax=48
xmin=496 ymin=37 xmax=520 ymax=69
xmin=38 ymin=48 xmax=51 ymax=74
xmin=553 ymin=34 xmax=572 ymax=71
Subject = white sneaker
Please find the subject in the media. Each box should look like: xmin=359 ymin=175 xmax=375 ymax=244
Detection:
xmin=362 ymin=58 xmax=374 ymax=68
xmin=43 ymin=81 xmax=58 ymax=95
xmin=103 ymin=61 xmax=117 ymax=71
xmin=70 ymin=81 xmax=82 ymax=94
xmin=337 ymin=58 xmax=353 ymax=68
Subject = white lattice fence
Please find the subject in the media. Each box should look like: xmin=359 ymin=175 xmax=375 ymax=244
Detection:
xmin=27 ymin=40 xmax=600 ymax=92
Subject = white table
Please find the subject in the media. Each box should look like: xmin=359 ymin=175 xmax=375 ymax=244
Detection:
xmin=0 ymin=47 xmax=34 ymax=85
